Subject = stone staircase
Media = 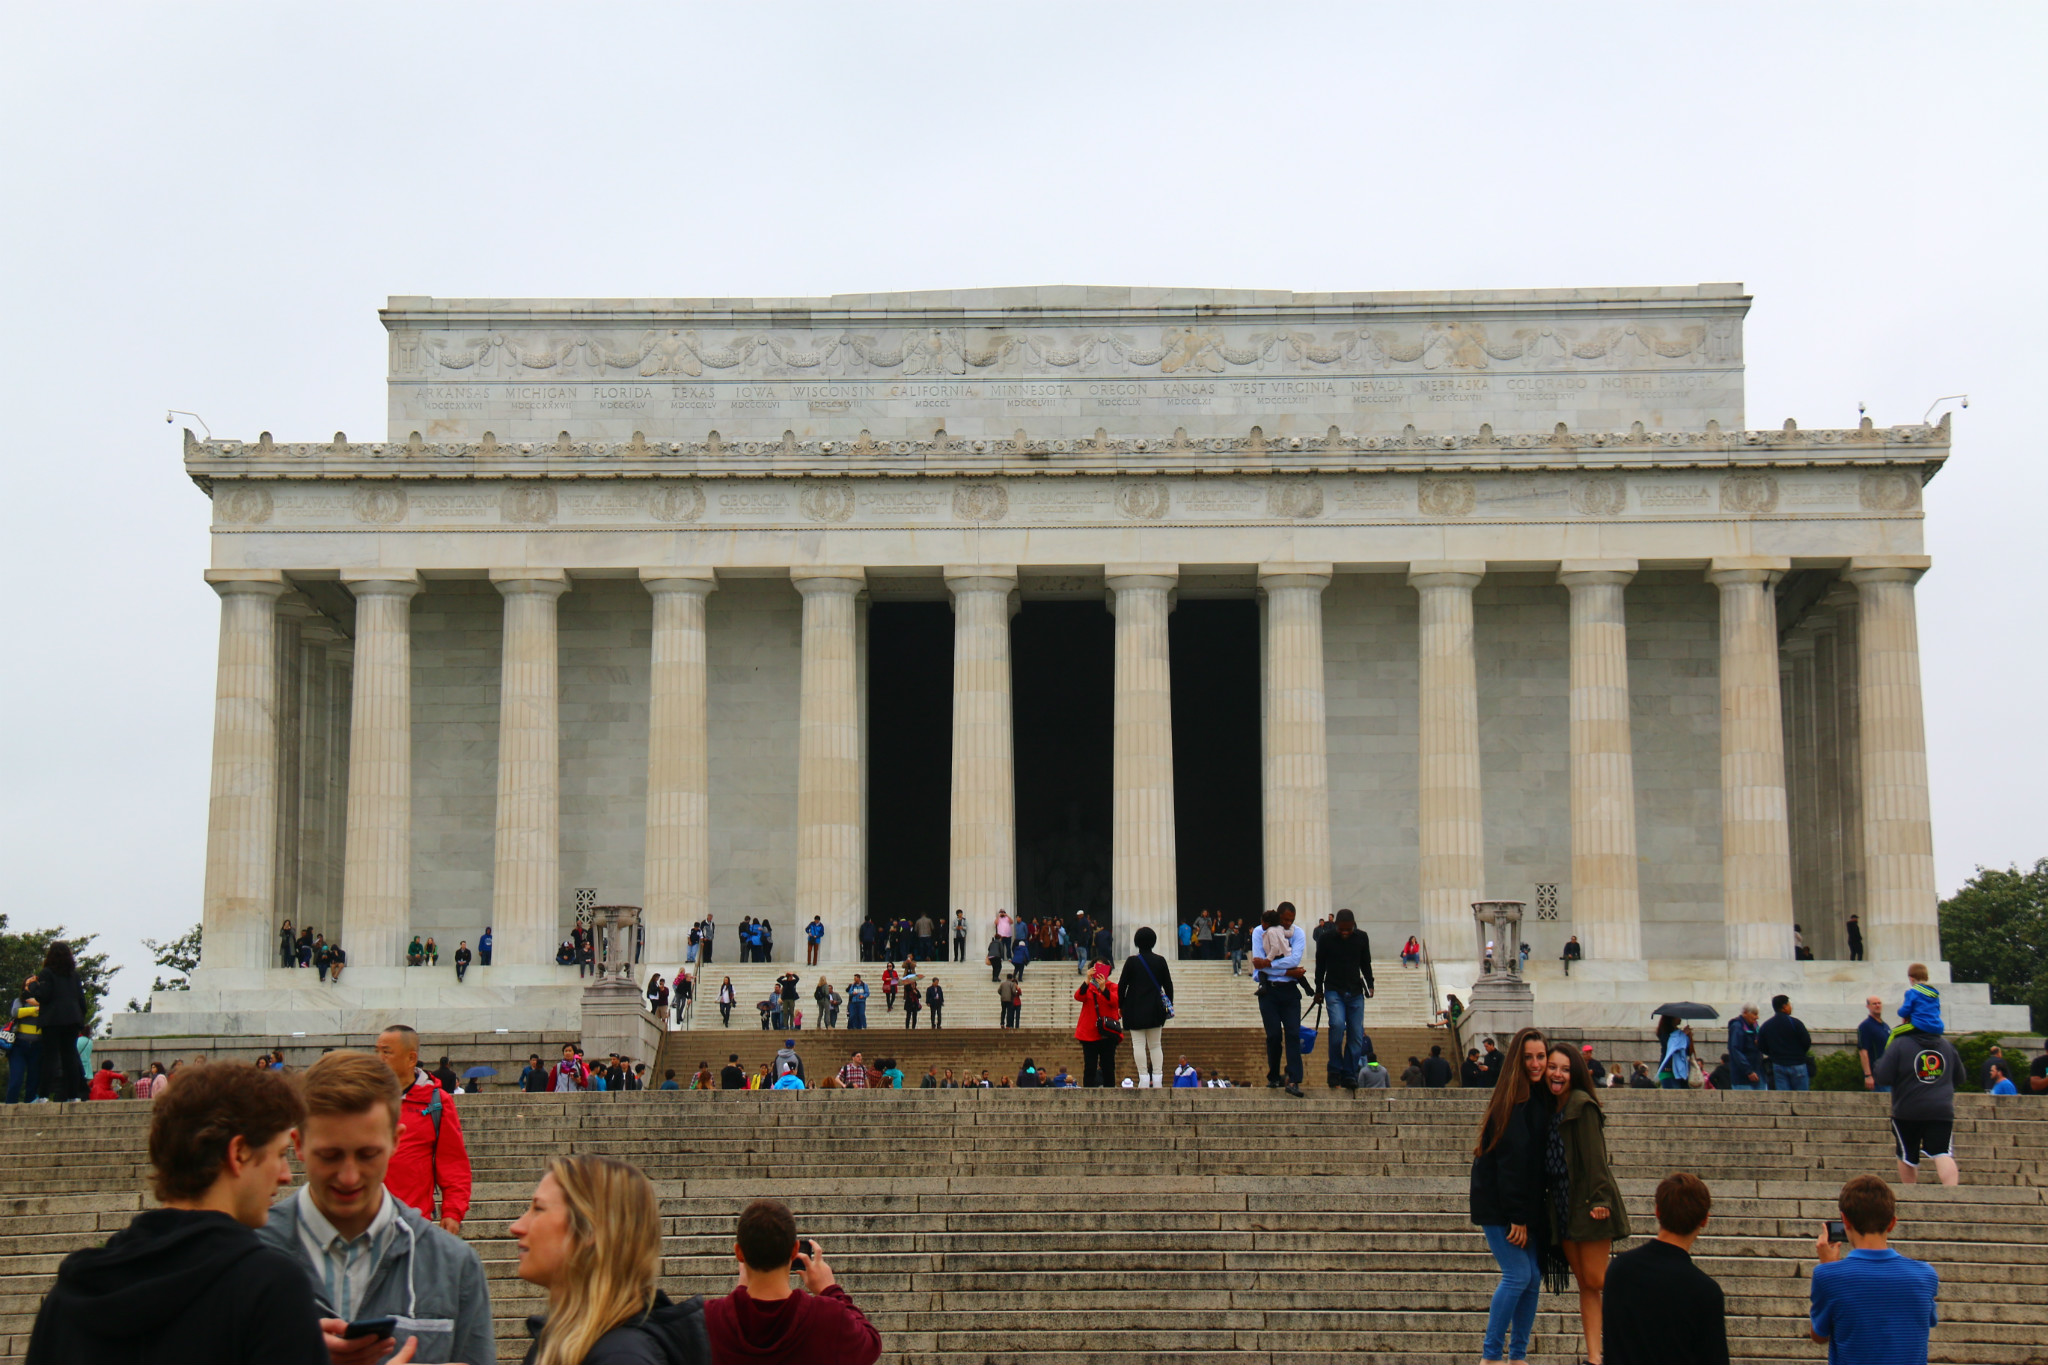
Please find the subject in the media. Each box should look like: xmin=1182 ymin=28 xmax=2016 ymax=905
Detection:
xmin=4 ymin=1090 xmax=2042 ymax=1363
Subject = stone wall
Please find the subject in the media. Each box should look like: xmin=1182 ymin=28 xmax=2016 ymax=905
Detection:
xmin=410 ymin=581 xmax=502 ymax=950
xmin=560 ymin=579 xmax=652 ymax=921
xmin=1626 ymin=573 xmax=1725 ymax=958
xmin=706 ymin=578 xmax=803 ymax=927
xmin=1324 ymin=574 xmax=1422 ymax=944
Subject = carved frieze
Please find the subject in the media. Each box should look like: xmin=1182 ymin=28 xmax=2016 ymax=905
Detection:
xmin=1719 ymin=473 xmax=1779 ymax=514
xmin=1418 ymin=477 xmax=1476 ymax=518
xmin=798 ymin=482 xmax=855 ymax=523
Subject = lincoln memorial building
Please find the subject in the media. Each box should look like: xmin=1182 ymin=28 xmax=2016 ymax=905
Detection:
xmin=125 ymin=286 xmax=2026 ymax=1037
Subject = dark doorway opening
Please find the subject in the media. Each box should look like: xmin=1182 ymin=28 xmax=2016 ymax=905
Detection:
xmin=1012 ymin=602 xmax=1113 ymax=928
xmin=1171 ymin=599 xmax=1263 ymax=927
xmin=865 ymin=602 xmax=952 ymax=929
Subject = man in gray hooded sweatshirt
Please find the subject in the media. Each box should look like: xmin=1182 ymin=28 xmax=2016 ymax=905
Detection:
xmin=259 ymin=1052 xmax=493 ymax=1365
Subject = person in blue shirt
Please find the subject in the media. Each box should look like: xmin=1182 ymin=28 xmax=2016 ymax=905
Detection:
xmin=478 ymin=926 xmax=493 ymax=967
xmin=846 ymin=975 xmax=869 ymax=1030
xmin=1177 ymin=921 xmax=1193 ymax=960
xmin=1891 ymin=963 xmax=1943 ymax=1042
xmin=806 ymin=916 xmax=825 ymax=966
xmin=1810 ymin=1175 xmax=1938 ymax=1365
xmin=1987 ymin=1058 xmax=2018 ymax=1095
xmin=1856 ymin=996 xmax=1893 ymax=1093
xmin=1725 ymin=1005 xmax=1764 ymax=1090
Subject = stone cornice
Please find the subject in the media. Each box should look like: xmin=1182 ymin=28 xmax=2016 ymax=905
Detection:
xmin=184 ymin=417 xmax=1948 ymax=493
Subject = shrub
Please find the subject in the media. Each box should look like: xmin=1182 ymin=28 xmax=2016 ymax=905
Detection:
xmin=1813 ymin=1049 xmax=1865 ymax=1092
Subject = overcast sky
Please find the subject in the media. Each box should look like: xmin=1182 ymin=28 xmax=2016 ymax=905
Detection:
xmin=3 ymin=4 xmax=2042 ymax=1012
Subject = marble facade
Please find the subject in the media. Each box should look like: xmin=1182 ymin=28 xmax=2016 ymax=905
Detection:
xmin=123 ymin=286 xmax=2028 ymax=1036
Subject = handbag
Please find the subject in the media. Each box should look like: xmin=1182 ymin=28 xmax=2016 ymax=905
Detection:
xmin=1133 ymin=951 xmax=1174 ymax=1019
xmin=1088 ymin=981 xmax=1125 ymax=1041
xmin=1299 ymin=998 xmax=1323 ymax=1056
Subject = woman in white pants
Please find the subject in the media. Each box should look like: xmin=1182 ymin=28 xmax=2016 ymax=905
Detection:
xmin=1117 ymin=925 xmax=1176 ymax=1088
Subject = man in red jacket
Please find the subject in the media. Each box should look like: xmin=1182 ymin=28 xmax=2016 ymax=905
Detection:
xmin=706 ymin=1198 xmax=880 ymax=1364
xmin=373 ymin=1024 xmax=472 ymax=1235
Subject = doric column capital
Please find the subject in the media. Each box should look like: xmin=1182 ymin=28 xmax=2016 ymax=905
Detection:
xmin=791 ymin=566 xmax=866 ymax=596
xmin=300 ymin=618 xmax=346 ymax=647
xmin=490 ymin=568 xmax=572 ymax=599
xmin=1557 ymin=558 xmax=1638 ymax=589
xmin=944 ymin=564 xmax=1019 ymax=596
xmin=274 ymin=591 xmax=319 ymax=622
xmin=1104 ymin=564 xmax=1178 ymax=592
xmin=1407 ymin=560 xmax=1485 ymax=591
xmin=640 ymin=567 xmax=719 ymax=598
xmin=1783 ymin=630 xmax=1818 ymax=657
xmin=1705 ymin=556 xmax=1790 ymax=586
xmin=204 ymin=568 xmax=288 ymax=600
xmin=1844 ymin=555 xmax=1932 ymax=586
xmin=1258 ymin=562 xmax=1333 ymax=592
xmin=341 ymin=569 xmax=423 ymax=601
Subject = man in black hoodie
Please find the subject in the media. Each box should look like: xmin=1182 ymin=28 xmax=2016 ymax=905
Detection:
xmin=27 ymin=1060 xmax=327 ymax=1365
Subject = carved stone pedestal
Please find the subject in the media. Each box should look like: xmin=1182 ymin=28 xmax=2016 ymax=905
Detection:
xmin=579 ymin=977 xmax=660 ymax=1073
xmin=1463 ymin=972 xmax=1536 ymax=1048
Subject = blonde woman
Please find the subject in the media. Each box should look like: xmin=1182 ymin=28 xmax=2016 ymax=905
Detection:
xmin=510 ymin=1155 xmax=708 ymax=1364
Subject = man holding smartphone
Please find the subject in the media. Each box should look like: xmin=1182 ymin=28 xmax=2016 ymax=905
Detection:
xmin=1810 ymin=1176 xmax=1939 ymax=1361
xmin=705 ymin=1199 xmax=880 ymax=1364
xmin=259 ymin=1052 xmax=494 ymax=1365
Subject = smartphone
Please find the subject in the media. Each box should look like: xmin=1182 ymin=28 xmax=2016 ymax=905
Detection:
xmin=343 ymin=1318 xmax=397 ymax=1340
xmin=1825 ymin=1219 xmax=1847 ymax=1244
xmin=791 ymin=1238 xmax=817 ymax=1272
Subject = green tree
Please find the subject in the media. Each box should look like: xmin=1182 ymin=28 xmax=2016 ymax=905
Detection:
xmin=1939 ymin=861 xmax=2048 ymax=1032
xmin=125 ymin=923 xmax=202 ymax=1015
xmin=0 ymin=916 xmax=115 ymax=1034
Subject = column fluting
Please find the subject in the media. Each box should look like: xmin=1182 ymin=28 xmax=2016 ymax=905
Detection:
xmin=1107 ymin=565 xmax=1178 ymax=959
xmin=1785 ymin=630 xmax=1822 ymax=954
xmin=198 ymin=570 xmax=288 ymax=973
xmin=1410 ymin=562 xmax=1486 ymax=957
xmin=794 ymin=569 xmax=866 ymax=962
xmin=1558 ymin=561 xmax=1643 ymax=963
xmin=270 ymin=593 xmax=314 ymax=937
xmin=1259 ymin=564 xmax=1334 ymax=925
xmin=1706 ymin=558 xmax=1796 ymax=960
xmin=641 ymin=569 xmax=717 ymax=964
xmin=946 ymin=566 xmax=1019 ymax=929
xmin=490 ymin=571 xmax=571 ymax=967
xmin=339 ymin=573 xmax=421 ymax=967
xmin=1845 ymin=555 xmax=1939 ymax=962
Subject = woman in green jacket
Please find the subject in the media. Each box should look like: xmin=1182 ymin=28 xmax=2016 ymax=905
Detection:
xmin=1544 ymin=1042 xmax=1630 ymax=1365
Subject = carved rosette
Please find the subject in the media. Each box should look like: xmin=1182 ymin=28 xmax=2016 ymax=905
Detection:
xmin=1570 ymin=475 xmax=1627 ymax=517
xmin=216 ymin=486 xmax=274 ymax=525
xmin=648 ymin=483 xmax=707 ymax=523
xmin=1115 ymin=481 xmax=1170 ymax=520
xmin=1417 ymin=477 xmax=1476 ymax=518
xmin=952 ymin=483 xmax=1009 ymax=522
xmin=351 ymin=486 xmax=409 ymax=524
xmin=798 ymin=481 xmax=855 ymax=523
xmin=500 ymin=485 xmax=559 ymax=525
xmin=1857 ymin=470 xmax=1921 ymax=512
xmin=1267 ymin=479 xmax=1324 ymax=519
xmin=1719 ymin=473 xmax=1779 ymax=514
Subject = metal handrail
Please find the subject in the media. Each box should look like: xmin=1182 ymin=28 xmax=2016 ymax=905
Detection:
xmin=1420 ymin=937 xmax=1461 ymax=1056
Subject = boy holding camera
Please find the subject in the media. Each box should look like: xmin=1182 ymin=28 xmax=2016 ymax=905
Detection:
xmin=707 ymin=1199 xmax=880 ymax=1364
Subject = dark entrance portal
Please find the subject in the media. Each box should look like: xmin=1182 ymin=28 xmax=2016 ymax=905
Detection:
xmin=865 ymin=602 xmax=951 ymax=932
xmin=1012 ymin=602 xmax=1113 ymax=929
xmin=1170 ymin=599 xmax=1263 ymax=929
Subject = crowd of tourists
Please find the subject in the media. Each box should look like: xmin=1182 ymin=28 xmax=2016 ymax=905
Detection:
xmin=24 ymin=1021 xmax=881 ymax=1365
xmin=1466 ymin=1019 xmax=1958 ymax=1365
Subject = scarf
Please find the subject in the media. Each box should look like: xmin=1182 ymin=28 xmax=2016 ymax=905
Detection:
xmin=1541 ymin=1108 xmax=1573 ymax=1294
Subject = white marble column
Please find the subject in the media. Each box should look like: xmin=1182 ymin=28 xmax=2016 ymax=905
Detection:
xmin=296 ymin=618 xmax=343 ymax=935
xmin=1558 ymin=561 xmax=1643 ymax=962
xmin=794 ymin=569 xmax=865 ymax=962
xmin=1706 ymin=558 xmax=1795 ymax=960
xmin=340 ymin=573 xmax=421 ymax=967
xmin=1259 ymin=564 xmax=1333 ymax=924
xmin=1845 ymin=555 xmax=1940 ymax=962
xmin=1107 ymin=565 xmax=1178 ymax=959
xmin=198 ymin=570 xmax=288 ymax=973
xmin=1821 ymin=583 xmax=1865 ymax=936
xmin=490 ymin=571 xmax=570 ymax=967
xmin=1410 ymin=562 xmax=1486 ymax=956
xmin=1809 ymin=612 xmax=1847 ymax=959
xmin=270 ymin=593 xmax=314 ymax=935
xmin=946 ymin=566 xmax=1018 ymax=927
xmin=1784 ymin=630 xmax=1823 ymax=953
xmin=325 ymin=640 xmax=354 ymax=943
xmin=641 ymin=569 xmax=717 ymax=964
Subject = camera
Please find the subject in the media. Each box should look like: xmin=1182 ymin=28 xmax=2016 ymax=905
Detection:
xmin=1825 ymin=1219 xmax=1847 ymax=1244
xmin=791 ymin=1238 xmax=817 ymax=1271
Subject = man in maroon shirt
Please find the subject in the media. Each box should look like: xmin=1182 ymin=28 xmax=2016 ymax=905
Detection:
xmin=706 ymin=1199 xmax=880 ymax=1364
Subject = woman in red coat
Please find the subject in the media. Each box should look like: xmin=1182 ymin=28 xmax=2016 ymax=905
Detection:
xmin=1073 ymin=960 xmax=1122 ymax=1088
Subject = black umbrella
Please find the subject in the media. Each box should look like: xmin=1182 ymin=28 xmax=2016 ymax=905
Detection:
xmin=1652 ymin=1002 xmax=1719 ymax=1020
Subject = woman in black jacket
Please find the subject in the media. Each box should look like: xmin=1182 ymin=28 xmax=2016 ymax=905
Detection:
xmin=1117 ymin=925 xmax=1175 ymax=1089
xmin=1469 ymin=1025 xmax=1553 ymax=1364
xmin=31 ymin=941 xmax=90 ymax=1102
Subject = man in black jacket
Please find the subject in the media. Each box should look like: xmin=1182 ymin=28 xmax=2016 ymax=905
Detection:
xmin=1757 ymin=995 xmax=1814 ymax=1091
xmin=1421 ymin=1045 xmax=1453 ymax=1088
xmin=26 ymin=1061 xmax=325 ymax=1365
xmin=1311 ymin=909 xmax=1374 ymax=1090
xmin=1604 ymin=1172 xmax=1728 ymax=1365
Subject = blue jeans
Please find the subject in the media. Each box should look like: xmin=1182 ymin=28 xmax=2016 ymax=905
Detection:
xmin=1771 ymin=1067 xmax=1810 ymax=1091
xmin=1480 ymin=1224 xmax=1540 ymax=1360
xmin=1730 ymin=1077 xmax=1763 ymax=1090
xmin=5 ymin=1038 xmax=40 ymax=1103
xmin=1257 ymin=982 xmax=1303 ymax=1085
xmin=1324 ymin=990 xmax=1365 ymax=1086
xmin=1660 ymin=1076 xmax=1687 ymax=1089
